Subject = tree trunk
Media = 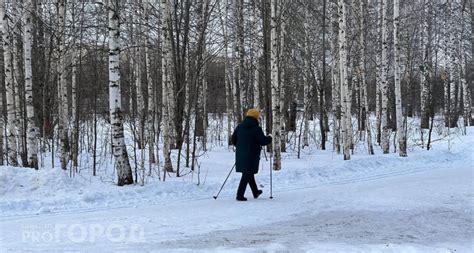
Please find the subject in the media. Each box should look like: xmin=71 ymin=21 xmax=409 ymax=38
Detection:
xmin=1 ymin=0 xmax=19 ymax=166
xmin=145 ymin=0 xmax=156 ymax=164
xmin=221 ymin=0 xmax=232 ymax=146
xmin=108 ymin=0 xmax=134 ymax=186
xmin=161 ymin=0 xmax=174 ymax=172
xmin=71 ymin=50 xmax=79 ymax=169
xmin=57 ymin=0 xmax=69 ymax=169
xmin=270 ymin=0 xmax=281 ymax=170
xmin=231 ymin=1 xmax=242 ymax=123
xmin=461 ymin=5 xmax=472 ymax=127
xmin=420 ymin=0 xmax=431 ymax=130
xmin=338 ymin=0 xmax=350 ymax=160
xmin=135 ymin=4 xmax=145 ymax=150
xmin=11 ymin=1 xmax=26 ymax=167
xmin=375 ymin=0 xmax=382 ymax=145
xmin=447 ymin=1 xmax=459 ymax=128
xmin=279 ymin=13 xmax=287 ymax=153
xmin=320 ymin=0 xmax=327 ymax=151
xmin=359 ymin=0 xmax=373 ymax=155
xmin=252 ymin=0 xmax=260 ymax=109
xmin=23 ymin=0 xmax=39 ymax=169
xmin=303 ymin=6 xmax=310 ymax=148
xmin=393 ymin=0 xmax=407 ymax=157
xmin=236 ymin=0 xmax=246 ymax=114
xmin=380 ymin=0 xmax=391 ymax=154
xmin=330 ymin=0 xmax=341 ymax=154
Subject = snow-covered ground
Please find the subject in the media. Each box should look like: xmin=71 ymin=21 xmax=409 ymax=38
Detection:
xmin=0 ymin=124 xmax=473 ymax=252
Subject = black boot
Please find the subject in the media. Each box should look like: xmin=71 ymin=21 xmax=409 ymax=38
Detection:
xmin=254 ymin=190 xmax=263 ymax=199
xmin=236 ymin=196 xmax=247 ymax=201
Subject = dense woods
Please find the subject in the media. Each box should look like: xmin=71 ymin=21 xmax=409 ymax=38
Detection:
xmin=0 ymin=0 xmax=472 ymax=185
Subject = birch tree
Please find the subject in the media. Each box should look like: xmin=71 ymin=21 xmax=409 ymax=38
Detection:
xmin=236 ymin=0 xmax=246 ymax=113
xmin=338 ymin=0 xmax=351 ymax=160
xmin=134 ymin=3 xmax=145 ymax=149
xmin=461 ymin=5 xmax=472 ymax=127
xmin=161 ymin=0 xmax=174 ymax=172
xmin=302 ymin=6 xmax=310 ymax=148
xmin=270 ymin=0 xmax=281 ymax=170
xmin=420 ymin=0 xmax=431 ymax=131
xmin=108 ymin=0 xmax=134 ymax=186
xmin=57 ymin=0 xmax=68 ymax=169
xmin=221 ymin=0 xmax=233 ymax=146
xmin=145 ymin=0 xmax=156 ymax=165
xmin=446 ymin=1 xmax=459 ymax=129
xmin=380 ymin=0 xmax=390 ymax=154
xmin=71 ymin=50 xmax=79 ymax=169
xmin=1 ymin=0 xmax=19 ymax=166
xmin=252 ymin=0 xmax=260 ymax=109
xmin=393 ymin=0 xmax=406 ymax=156
xmin=375 ymin=0 xmax=382 ymax=144
xmin=359 ymin=0 xmax=373 ymax=155
xmin=12 ymin=0 xmax=26 ymax=165
xmin=279 ymin=9 xmax=287 ymax=153
xmin=24 ymin=0 xmax=39 ymax=168
xmin=232 ymin=0 xmax=242 ymax=123
xmin=331 ymin=0 xmax=341 ymax=153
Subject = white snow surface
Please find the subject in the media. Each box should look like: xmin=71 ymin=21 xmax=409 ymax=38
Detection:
xmin=0 ymin=126 xmax=473 ymax=252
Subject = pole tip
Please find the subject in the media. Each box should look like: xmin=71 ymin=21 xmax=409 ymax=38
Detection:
xmin=213 ymin=196 xmax=217 ymax=199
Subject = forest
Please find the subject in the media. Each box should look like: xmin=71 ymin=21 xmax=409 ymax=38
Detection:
xmin=0 ymin=0 xmax=472 ymax=186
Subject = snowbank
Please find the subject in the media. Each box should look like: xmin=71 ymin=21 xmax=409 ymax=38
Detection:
xmin=1 ymin=127 xmax=472 ymax=219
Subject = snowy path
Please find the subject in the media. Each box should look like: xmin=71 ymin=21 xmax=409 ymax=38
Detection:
xmin=160 ymin=166 xmax=473 ymax=252
xmin=1 ymin=164 xmax=472 ymax=252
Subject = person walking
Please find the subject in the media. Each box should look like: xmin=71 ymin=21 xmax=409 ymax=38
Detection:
xmin=231 ymin=109 xmax=272 ymax=201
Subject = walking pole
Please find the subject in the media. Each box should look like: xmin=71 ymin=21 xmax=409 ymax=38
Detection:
xmin=213 ymin=164 xmax=236 ymax=200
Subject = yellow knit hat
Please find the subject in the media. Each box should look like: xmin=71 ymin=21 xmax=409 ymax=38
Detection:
xmin=246 ymin=108 xmax=260 ymax=120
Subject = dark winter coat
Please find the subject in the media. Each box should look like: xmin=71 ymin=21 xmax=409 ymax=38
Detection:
xmin=231 ymin=116 xmax=272 ymax=174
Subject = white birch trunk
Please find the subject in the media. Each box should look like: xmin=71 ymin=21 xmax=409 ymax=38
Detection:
xmin=57 ymin=0 xmax=68 ymax=169
xmin=359 ymin=0 xmax=373 ymax=155
xmin=108 ymin=0 xmax=134 ymax=186
xmin=375 ymin=0 xmax=382 ymax=144
xmin=448 ymin=1 xmax=457 ymax=128
xmin=135 ymin=4 xmax=145 ymax=149
xmin=380 ymin=0 xmax=390 ymax=154
xmin=330 ymin=0 xmax=341 ymax=153
xmin=303 ymin=6 xmax=310 ymax=147
xmin=279 ymin=14 xmax=287 ymax=152
xmin=1 ymin=0 xmax=18 ymax=166
xmin=236 ymin=0 xmax=246 ymax=112
xmin=161 ymin=0 xmax=174 ymax=172
xmin=222 ymin=0 xmax=233 ymax=146
xmin=232 ymin=43 xmax=239 ymax=122
xmin=23 ymin=0 xmax=39 ymax=168
xmin=393 ymin=0 xmax=406 ymax=157
xmin=231 ymin=1 xmax=241 ymax=123
xmin=202 ymin=66 xmax=208 ymax=151
xmin=71 ymin=50 xmax=78 ymax=168
xmin=338 ymin=0 xmax=350 ymax=160
xmin=252 ymin=1 xmax=260 ymax=109
xmin=145 ymin=0 xmax=156 ymax=164
xmin=199 ymin=0 xmax=209 ymax=151
xmin=461 ymin=7 xmax=472 ymax=127
xmin=420 ymin=0 xmax=430 ymax=130
xmin=443 ymin=2 xmax=450 ymax=128
xmin=12 ymin=0 xmax=25 ymax=166
xmin=270 ymin=0 xmax=281 ymax=170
